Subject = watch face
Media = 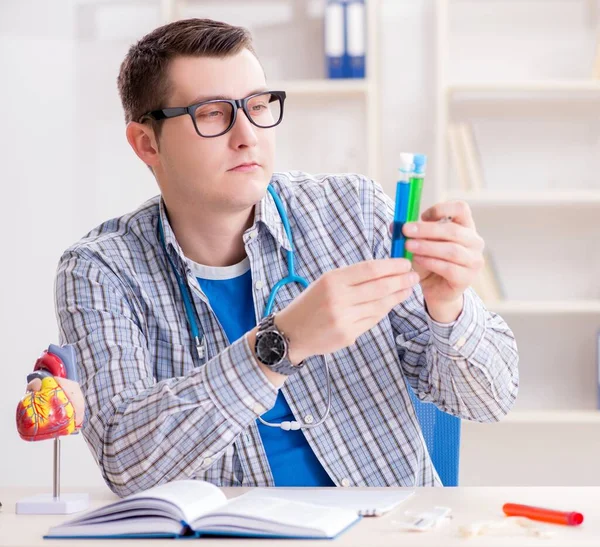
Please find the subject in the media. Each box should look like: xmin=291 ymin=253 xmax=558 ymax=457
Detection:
xmin=257 ymin=331 xmax=287 ymax=366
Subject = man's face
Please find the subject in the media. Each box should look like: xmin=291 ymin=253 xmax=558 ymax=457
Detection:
xmin=154 ymin=49 xmax=276 ymax=213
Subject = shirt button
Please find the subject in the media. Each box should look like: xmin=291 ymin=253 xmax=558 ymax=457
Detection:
xmin=249 ymin=230 xmax=258 ymax=239
xmin=341 ymin=478 xmax=350 ymax=487
xmin=304 ymin=414 xmax=314 ymax=424
xmin=203 ymin=457 xmax=213 ymax=466
xmin=454 ymin=336 xmax=467 ymax=350
xmin=252 ymin=403 xmax=266 ymax=415
xmin=255 ymin=280 xmax=264 ymax=290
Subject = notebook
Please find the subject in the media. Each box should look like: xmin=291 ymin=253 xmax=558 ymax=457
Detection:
xmin=44 ymin=480 xmax=360 ymax=540
xmin=242 ymin=488 xmax=415 ymax=517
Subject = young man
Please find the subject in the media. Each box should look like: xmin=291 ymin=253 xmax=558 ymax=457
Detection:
xmin=55 ymin=18 xmax=518 ymax=497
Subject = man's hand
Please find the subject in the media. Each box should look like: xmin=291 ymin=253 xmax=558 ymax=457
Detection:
xmin=274 ymin=259 xmax=420 ymax=365
xmin=402 ymin=200 xmax=485 ymax=323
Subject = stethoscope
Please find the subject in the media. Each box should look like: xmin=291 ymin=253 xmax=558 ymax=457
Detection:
xmin=158 ymin=184 xmax=332 ymax=431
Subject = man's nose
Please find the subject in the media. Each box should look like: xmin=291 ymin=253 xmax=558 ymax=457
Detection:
xmin=229 ymin=107 xmax=259 ymax=147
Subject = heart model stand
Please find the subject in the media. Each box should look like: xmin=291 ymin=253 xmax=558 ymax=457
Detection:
xmin=15 ymin=344 xmax=89 ymax=514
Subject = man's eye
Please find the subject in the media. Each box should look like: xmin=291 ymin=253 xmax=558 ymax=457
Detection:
xmin=199 ymin=110 xmax=223 ymax=118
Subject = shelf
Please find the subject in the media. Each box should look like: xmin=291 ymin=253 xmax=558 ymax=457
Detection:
xmin=445 ymin=190 xmax=600 ymax=206
xmin=448 ymin=80 xmax=600 ymax=95
xmin=75 ymin=0 xmax=148 ymax=4
xmin=498 ymin=411 xmax=600 ymax=424
xmin=270 ymin=79 xmax=371 ymax=96
xmin=485 ymin=300 xmax=600 ymax=315
xmin=463 ymin=411 xmax=600 ymax=425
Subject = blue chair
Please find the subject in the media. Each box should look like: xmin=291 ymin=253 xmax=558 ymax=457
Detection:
xmin=407 ymin=387 xmax=461 ymax=486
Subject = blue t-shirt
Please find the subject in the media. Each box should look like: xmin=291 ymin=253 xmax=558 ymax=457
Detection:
xmin=194 ymin=257 xmax=334 ymax=487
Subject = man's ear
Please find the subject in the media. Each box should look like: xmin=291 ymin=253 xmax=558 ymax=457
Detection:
xmin=126 ymin=121 xmax=160 ymax=168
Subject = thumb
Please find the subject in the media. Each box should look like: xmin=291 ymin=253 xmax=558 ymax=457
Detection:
xmin=26 ymin=378 xmax=43 ymax=392
xmin=409 ymin=259 xmax=428 ymax=279
xmin=55 ymin=377 xmax=85 ymax=428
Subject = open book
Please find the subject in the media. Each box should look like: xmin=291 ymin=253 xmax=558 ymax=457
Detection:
xmin=44 ymin=480 xmax=361 ymax=540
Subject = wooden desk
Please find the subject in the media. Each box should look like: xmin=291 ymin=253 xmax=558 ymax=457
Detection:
xmin=0 ymin=487 xmax=598 ymax=546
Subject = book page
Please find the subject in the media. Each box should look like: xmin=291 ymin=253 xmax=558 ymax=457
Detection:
xmin=47 ymin=516 xmax=183 ymax=538
xmin=194 ymin=496 xmax=358 ymax=538
xmin=240 ymin=487 xmax=414 ymax=516
xmin=128 ymin=479 xmax=228 ymax=524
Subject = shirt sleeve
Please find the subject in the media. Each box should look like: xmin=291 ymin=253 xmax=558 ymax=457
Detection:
xmin=358 ymin=175 xmax=519 ymax=422
xmin=54 ymin=249 xmax=277 ymax=497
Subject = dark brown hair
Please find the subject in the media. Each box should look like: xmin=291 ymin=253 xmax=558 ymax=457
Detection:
xmin=117 ymin=18 xmax=257 ymax=128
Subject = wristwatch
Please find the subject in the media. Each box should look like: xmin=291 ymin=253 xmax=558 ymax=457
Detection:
xmin=254 ymin=313 xmax=304 ymax=376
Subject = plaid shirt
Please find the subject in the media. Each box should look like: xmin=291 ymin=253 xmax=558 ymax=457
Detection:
xmin=55 ymin=172 xmax=519 ymax=497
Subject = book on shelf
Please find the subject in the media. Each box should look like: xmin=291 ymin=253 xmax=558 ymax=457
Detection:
xmin=593 ymin=33 xmax=600 ymax=79
xmin=597 ymin=329 xmax=600 ymax=410
xmin=447 ymin=122 xmax=485 ymax=192
xmin=458 ymin=122 xmax=485 ymax=192
xmin=471 ymin=250 xmax=504 ymax=304
xmin=44 ymin=480 xmax=361 ymax=540
xmin=447 ymin=124 xmax=470 ymax=191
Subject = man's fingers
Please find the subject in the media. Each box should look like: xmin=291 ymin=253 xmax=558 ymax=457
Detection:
xmin=352 ymin=287 xmax=414 ymax=324
xmin=55 ymin=377 xmax=85 ymax=427
xmin=421 ymin=201 xmax=476 ymax=229
xmin=412 ymin=255 xmax=472 ymax=287
xmin=350 ymin=272 xmax=420 ymax=305
xmin=403 ymin=221 xmax=483 ymax=250
xmin=405 ymin=240 xmax=481 ymax=269
xmin=334 ymin=258 xmax=412 ymax=287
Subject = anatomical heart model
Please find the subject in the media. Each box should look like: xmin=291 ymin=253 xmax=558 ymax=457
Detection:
xmin=17 ymin=347 xmax=83 ymax=440
xmin=15 ymin=344 xmax=89 ymax=514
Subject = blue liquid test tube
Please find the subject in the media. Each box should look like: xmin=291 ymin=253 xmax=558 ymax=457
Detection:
xmin=390 ymin=154 xmax=413 ymax=258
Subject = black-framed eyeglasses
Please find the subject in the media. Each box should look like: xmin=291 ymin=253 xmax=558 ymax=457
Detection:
xmin=138 ymin=90 xmax=286 ymax=138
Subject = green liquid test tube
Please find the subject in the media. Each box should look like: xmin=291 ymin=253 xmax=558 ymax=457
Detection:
xmin=404 ymin=154 xmax=427 ymax=261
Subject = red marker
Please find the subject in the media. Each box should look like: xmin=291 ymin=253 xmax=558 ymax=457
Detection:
xmin=503 ymin=503 xmax=584 ymax=526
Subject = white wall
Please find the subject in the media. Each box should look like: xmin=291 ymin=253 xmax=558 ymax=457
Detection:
xmin=2 ymin=0 xmax=597 ymax=491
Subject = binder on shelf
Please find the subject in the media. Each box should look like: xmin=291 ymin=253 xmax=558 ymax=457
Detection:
xmin=346 ymin=0 xmax=366 ymax=78
xmin=325 ymin=0 xmax=346 ymax=79
xmin=325 ymin=0 xmax=366 ymax=79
